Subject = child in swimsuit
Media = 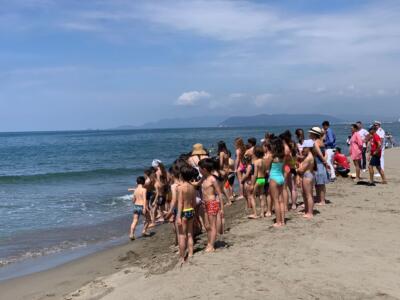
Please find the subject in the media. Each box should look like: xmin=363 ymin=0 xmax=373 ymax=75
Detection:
xmin=198 ymin=158 xmax=225 ymax=253
xmin=176 ymin=165 xmax=197 ymax=263
xmin=296 ymin=140 xmax=315 ymax=219
xmin=128 ymin=176 xmax=149 ymax=240
xmin=252 ymin=146 xmax=267 ymax=218
xmin=266 ymin=137 xmax=286 ymax=227
xmin=241 ymin=155 xmax=257 ymax=217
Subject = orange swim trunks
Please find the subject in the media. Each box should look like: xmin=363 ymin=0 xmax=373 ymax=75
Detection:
xmin=205 ymin=200 xmax=220 ymax=216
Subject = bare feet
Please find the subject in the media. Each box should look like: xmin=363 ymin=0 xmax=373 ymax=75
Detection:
xmin=273 ymin=222 xmax=284 ymax=228
xmin=248 ymin=214 xmax=259 ymax=219
xmin=265 ymin=211 xmax=272 ymax=217
xmin=148 ymin=223 xmax=156 ymax=228
xmin=316 ymin=202 xmax=326 ymax=206
xmin=382 ymin=180 xmax=388 ymax=184
xmin=291 ymin=204 xmax=297 ymax=210
xmin=225 ymin=202 xmax=233 ymax=207
xmin=142 ymin=231 xmax=151 ymax=237
xmin=129 ymin=234 xmax=135 ymax=241
xmin=303 ymin=213 xmax=313 ymax=219
xmin=205 ymin=246 xmax=215 ymax=253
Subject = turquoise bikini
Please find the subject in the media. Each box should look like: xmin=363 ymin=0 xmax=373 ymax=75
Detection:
xmin=270 ymin=162 xmax=285 ymax=186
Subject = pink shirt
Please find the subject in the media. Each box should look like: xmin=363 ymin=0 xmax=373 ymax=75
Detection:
xmin=349 ymin=132 xmax=363 ymax=161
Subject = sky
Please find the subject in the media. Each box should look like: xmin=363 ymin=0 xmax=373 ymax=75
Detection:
xmin=1 ymin=0 xmax=400 ymax=131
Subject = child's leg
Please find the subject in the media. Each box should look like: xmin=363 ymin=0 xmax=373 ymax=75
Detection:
xmin=278 ymin=185 xmax=285 ymax=225
xmin=270 ymin=181 xmax=281 ymax=226
xmin=178 ymin=219 xmax=187 ymax=260
xmin=130 ymin=214 xmax=139 ymax=239
xmin=319 ymin=184 xmax=326 ymax=205
xmin=187 ymin=218 xmax=194 ymax=257
xmin=237 ymin=171 xmax=244 ymax=197
xmin=260 ymin=193 xmax=266 ymax=217
xmin=377 ymin=166 xmax=387 ymax=183
xmin=289 ymin=174 xmax=298 ymax=209
xmin=142 ymin=211 xmax=151 ymax=234
xmin=369 ymin=165 xmax=374 ymax=183
xmin=206 ymin=214 xmax=217 ymax=252
xmin=248 ymin=191 xmax=258 ymax=218
xmin=302 ymin=178 xmax=314 ymax=218
xmin=354 ymin=159 xmax=361 ymax=179
xmin=266 ymin=192 xmax=272 ymax=216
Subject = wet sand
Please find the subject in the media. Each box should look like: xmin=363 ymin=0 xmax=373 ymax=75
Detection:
xmin=1 ymin=149 xmax=400 ymax=300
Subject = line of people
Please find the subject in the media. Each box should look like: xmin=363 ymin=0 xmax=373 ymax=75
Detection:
xmin=128 ymin=121 xmax=387 ymax=264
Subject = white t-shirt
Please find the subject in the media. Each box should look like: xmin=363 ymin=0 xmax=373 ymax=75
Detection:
xmin=358 ymin=128 xmax=369 ymax=147
xmin=377 ymin=128 xmax=385 ymax=140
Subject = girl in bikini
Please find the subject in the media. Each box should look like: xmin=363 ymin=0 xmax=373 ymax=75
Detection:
xmin=218 ymin=141 xmax=233 ymax=206
xmin=241 ymin=155 xmax=257 ymax=218
xmin=234 ymin=137 xmax=247 ymax=199
xmin=198 ymin=158 xmax=225 ymax=253
xmin=252 ymin=146 xmax=267 ymax=218
xmin=266 ymin=137 xmax=286 ymax=227
xmin=296 ymin=140 xmax=315 ymax=219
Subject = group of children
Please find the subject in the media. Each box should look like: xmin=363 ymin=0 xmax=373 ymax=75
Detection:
xmin=129 ymin=123 xmax=387 ymax=263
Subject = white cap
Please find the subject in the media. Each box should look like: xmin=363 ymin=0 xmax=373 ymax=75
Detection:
xmin=373 ymin=120 xmax=381 ymax=125
xmin=152 ymin=159 xmax=162 ymax=168
xmin=302 ymin=139 xmax=314 ymax=148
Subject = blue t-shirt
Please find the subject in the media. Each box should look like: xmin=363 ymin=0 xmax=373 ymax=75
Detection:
xmin=325 ymin=128 xmax=336 ymax=149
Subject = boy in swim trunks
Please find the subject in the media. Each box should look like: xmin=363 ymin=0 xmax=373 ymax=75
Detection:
xmin=128 ymin=176 xmax=149 ymax=240
xmin=252 ymin=146 xmax=267 ymax=218
xmin=296 ymin=140 xmax=315 ymax=219
xmin=176 ymin=165 xmax=197 ymax=263
xmin=198 ymin=158 xmax=225 ymax=253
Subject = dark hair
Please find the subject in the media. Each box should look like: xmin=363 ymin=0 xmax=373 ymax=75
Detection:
xmin=198 ymin=158 xmax=218 ymax=172
xmin=227 ymin=150 xmax=232 ymax=158
xmin=279 ymin=130 xmax=292 ymax=144
xmin=322 ymin=121 xmax=330 ymax=127
xmin=270 ymin=137 xmax=285 ymax=160
xmin=136 ymin=176 xmax=145 ymax=185
xmin=217 ymin=141 xmax=228 ymax=154
xmin=144 ymin=167 xmax=156 ymax=177
xmin=248 ymin=137 xmax=257 ymax=147
xmin=356 ymin=121 xmax=362 ymax=125
xmin=351 ymin=124 xmax=359 ymax=130
xmin=180 ymin=165 xmax=197 ymax=182
xmin=335 ymin=147 xmax=342 ymax=153
xmin=254 ymin=146 xmax=264 ymax=158
xmin=158 ymin=163 xmax=168 ymax=184
xmin=295 ymin=128 xmax=304 ymax=137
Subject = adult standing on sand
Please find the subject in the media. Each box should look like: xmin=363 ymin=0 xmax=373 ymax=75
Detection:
xmin=356 ymin=121 xmax=369 ymax=171
xmin=309 ymin=127 xmax=329 ymax=205
xmin=188 ymin=143 xmax=208 ymax=168
xmin=374 ymin=121 xmax=385 ymax=170
xmin=368 ymin=126 xmax=387 ymax=186
xmin=322 ymin=121 xmax=336 ymax=181
xmin=349 ymin=124 xmax=364 ymax=181
xmin=234 ymin=138 xmax=247 ymax=199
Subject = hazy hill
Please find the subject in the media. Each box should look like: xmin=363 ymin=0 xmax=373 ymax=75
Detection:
xmin=219 ymin=114 xmax=342 ymax=127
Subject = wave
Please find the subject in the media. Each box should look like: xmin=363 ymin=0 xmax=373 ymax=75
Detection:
xmin=0 ymin=168 xmax=143 ymax=184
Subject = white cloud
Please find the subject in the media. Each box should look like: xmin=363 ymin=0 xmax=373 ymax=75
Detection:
xmin=229 ymin=93 xmax=245 ymax=98
xmin=254 ymin=93 xmax=273 ymax=107
xmin=176 ymin=90 xmax=210 ymax=106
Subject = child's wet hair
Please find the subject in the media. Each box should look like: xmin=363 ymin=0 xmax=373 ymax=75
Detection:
xmin=198 ymin=158 xmax=218 ymax=172
xmin=270 ymin=137 xmax=285 ymax=160
xmin=180 ymin=165 xmax=198 ymax=182
xmin=136 ymin=176 xmax=145 ymax=185
xmin=247 ymin=137 xmax=257 ymax=147
xmin=254 ymin=146 xmax=264 ymax=158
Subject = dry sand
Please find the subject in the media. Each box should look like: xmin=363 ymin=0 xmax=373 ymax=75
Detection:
xmin=2 ymin=149 xmax=400 ymax=300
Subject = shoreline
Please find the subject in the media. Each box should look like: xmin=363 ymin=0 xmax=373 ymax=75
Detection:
xmin=1 ymin=149 xmax=399 ymax=299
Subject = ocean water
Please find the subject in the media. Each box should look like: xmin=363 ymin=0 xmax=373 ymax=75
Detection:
xmin=0 ymin=124 xmax=398 ymax=277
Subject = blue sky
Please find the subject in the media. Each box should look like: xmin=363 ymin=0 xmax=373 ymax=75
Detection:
xmin=1 ymin=0 xmax=399 ymax=131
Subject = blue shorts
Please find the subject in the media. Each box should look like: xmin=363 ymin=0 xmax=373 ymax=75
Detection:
xmin=133 ymin=204 xmax=143 ymax=215
xmin=370 ymin=155 xmax=381 ymax=167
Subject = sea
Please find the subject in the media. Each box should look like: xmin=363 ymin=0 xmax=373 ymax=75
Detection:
xmin=0 ymin=124 xmax=398 ymax=280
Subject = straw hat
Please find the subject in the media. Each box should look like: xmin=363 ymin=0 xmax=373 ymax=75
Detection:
xmin=308 ymin=127 xmax=323 ymax=137
xmin=192 ymin=143 xmax=207 ymax=155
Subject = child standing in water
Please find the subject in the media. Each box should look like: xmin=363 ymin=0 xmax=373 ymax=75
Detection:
xmin=198 ymin=158 xmax=225 ymax=253
xmin=296 ymin=140 xmax=315 ymax=219
xmin=176 ymin=166 xmax=197 ymax=264
xmin=252 ymin=146 xmax=267 ymax=217
xmin=266 ymin=137 xmax=286 ymax=227
xmin=128 ymin=176 xmax=149 ymax=240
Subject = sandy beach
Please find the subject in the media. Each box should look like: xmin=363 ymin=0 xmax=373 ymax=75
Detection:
xmin=1 ymin=148 xmax=400 ymax=300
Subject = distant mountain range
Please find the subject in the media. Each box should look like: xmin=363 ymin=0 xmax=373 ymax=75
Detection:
xmin=112 ymin=113 xmax=346 ymax=130
xmin=219 ymin=114 xmax=342 ymax=127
